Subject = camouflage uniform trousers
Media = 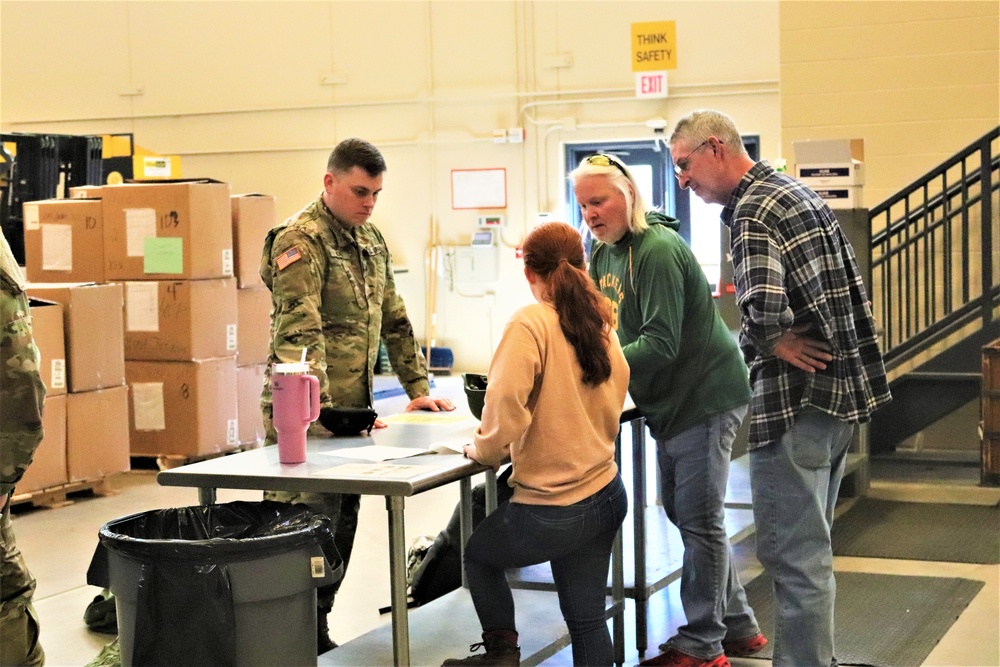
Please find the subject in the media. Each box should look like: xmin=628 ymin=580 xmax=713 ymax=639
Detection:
xmin=262 ymin=409 xmax=358 ymax=613
xmin=0 ymin=501 xmax=44 ymax=667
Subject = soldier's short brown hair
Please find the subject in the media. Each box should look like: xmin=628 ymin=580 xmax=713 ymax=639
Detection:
xmin=327 ymin=138 xmax=387 ymax=177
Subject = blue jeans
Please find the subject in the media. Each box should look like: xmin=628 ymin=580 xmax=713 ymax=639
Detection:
xmin=749 ymin=407 xmax=853 ymax=667
xmin=464 ymin=474 xmax=628 ymax=666
xmin=657 ymin=405 xmax=760 ymax=659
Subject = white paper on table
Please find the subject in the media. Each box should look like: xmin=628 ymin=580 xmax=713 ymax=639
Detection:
xmin=325 ymin=445 xmax=431 ymax=462
xmin=314 ymin=463 xmax=428 ymax=479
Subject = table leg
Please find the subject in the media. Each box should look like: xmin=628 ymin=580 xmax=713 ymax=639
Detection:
xmin=198 ymin=487 xmax=217 ymax=506
xmin=459 ymin=476 xmax=473 ymax=589
xmin=631 ymin=418 xmax=648 ymax=654
xmin=386 ymin=495 xmax=410 ymax=666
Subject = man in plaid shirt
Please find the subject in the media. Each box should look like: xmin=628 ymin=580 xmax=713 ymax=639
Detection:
xmin=669 ymin=110 xmax=891 ymax=667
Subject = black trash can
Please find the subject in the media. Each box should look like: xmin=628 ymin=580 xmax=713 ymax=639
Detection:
xmin=88 ymin=500 xmax=341 ymax=667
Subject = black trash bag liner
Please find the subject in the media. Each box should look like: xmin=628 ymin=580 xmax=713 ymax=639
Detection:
xmin=88 ymin=501 xmax=340 ymax=667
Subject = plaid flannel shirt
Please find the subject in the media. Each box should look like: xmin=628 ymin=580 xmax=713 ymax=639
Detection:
xmin=721 ymin=161 xmax=891 ymax=449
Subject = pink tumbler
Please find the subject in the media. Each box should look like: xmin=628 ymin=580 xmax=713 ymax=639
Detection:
xmin=271 ymin=362 xmax=321 ymax=464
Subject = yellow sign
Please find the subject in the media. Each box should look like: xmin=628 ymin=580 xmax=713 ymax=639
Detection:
xmin=632 ymin=21 xmax=676 ymax=71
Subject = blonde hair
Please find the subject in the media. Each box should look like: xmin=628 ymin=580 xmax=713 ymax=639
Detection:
xmin=569 ymin=155 xmax=648 ymax=235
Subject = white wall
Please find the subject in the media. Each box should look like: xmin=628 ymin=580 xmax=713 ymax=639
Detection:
xmin=2 ymin=1 xmax=782 ymax=371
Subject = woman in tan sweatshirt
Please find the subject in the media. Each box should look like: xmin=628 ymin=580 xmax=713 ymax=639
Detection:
xmin=443 ymin=222 xmax=630 ymax=667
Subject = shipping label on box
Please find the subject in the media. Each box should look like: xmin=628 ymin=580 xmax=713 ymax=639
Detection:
xmin=126 ymin=357 xmax=238 ymax=457
xmin=102 ymin=179 xmax=234 ymax=280
xmin=123 ymin=277 xmax=237 ymax=361
xmin=231 ymin=194 xmax=277 ymax=288
xmin=27 ymin=283 xmax=125 ymax=392
xmin=22 ymin=199 xmax=105 ymax=283
xmin=16 ymin=394 xmax=68 ymax=494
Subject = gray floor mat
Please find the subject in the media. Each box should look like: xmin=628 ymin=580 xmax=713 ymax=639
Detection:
xmin=831 ymin=498 xmax=1000 ymax=564
xmin=743 ymin=571 xmax=984 ymax=667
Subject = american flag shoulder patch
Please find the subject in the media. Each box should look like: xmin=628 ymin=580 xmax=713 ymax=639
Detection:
xmin=276 ymin=246 xmax=302 ymax=270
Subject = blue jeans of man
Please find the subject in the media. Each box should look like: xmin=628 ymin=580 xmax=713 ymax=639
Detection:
xmin=464 ymin=474 xmax=628 ymax=666
xmin=657 ymin=405 xmax=760 ymax=660
xmin=749 ymin=407 xmax=854 ymax=667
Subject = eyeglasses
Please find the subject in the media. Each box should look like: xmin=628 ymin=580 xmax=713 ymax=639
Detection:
xmin=673 ymin=140 xmax=712 ymax=176
xmin=585 ymin=153 xmax=631 ymax=179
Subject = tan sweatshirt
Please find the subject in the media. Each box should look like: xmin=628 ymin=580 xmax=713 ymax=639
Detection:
xmin=467 ymin=302 xmax=630 ymax=506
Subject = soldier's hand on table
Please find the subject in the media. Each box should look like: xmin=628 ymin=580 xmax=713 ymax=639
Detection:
xmin=373 ymin=418 xmax=388 ymax=430
xmin=405 ymin=396 xmax=456 ymax=412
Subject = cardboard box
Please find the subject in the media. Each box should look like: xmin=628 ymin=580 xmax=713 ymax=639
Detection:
xmin=237 ymin=364 xmax=266 ymax=447
xmin=126 ymin=357 xmax=239 ymax=457
xmin=793 ymin=138 xmax=866 ymax=186
xmin=231 ymin=194 xmax=276 ymax=288
xmin=16 ymin=394 xmax=68 ymax=494
xmin=102 ymin=179 xmax=234 ymax=281
xmin=237 ymin=287 xmax=271 ymax=367
xmin=69 ymin=185 xmax=103 ymax=199
xmin=67 ymin=385 xmax=130 ymax=482
xmin=124 ymin=278 xmax=238 ymax=361
xmin=22 ymin=198 xmax=105 ymax=283
xmin=812 ymin=185 xmax=864 ymax=210
xmin=26 ymin=283 xmax=125 ymax=392
xmin=28 ymin=298 xmax=67 ymax=396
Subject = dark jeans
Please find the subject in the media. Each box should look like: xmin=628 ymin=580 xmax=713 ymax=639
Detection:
xmin=465 ymin=474 xmax=628 ymax=666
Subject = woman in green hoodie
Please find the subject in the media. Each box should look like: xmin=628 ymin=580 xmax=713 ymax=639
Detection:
xmin=571 ymin=154 xmax=765 ymax=667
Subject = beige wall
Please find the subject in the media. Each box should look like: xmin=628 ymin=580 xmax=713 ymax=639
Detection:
xmin=4 ymin=1 xmax=995 ymax=372
xmin=780 ymin=1 xmax=999 ymax=210
xmin=1 ymin=1 xmax=781 ymax=371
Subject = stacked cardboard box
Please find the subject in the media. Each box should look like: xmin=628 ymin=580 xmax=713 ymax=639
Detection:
xmin=23 ymin=284 xmax=130 ymax=490
xmin=100 ymin=180 xmax=239 ymax=458
xmin=231 ymin=194 xmax=277 ymax=449
xmin=23 ymin=180 xmax=279 ymax=462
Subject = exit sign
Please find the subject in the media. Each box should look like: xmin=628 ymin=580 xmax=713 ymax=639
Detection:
xmin=636 ymin=71 xmax=668 ymax=99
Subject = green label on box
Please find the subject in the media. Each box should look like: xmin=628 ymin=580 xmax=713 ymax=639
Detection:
xmin=144 ymin=237 xmax=184 ymax=274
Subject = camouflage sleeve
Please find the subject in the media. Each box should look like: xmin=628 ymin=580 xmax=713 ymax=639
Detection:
xmin=0 ymin=237 xmax=46 ymax=497
xmin=379 ymin=245 xmax=430 ymax=400
xmin=266 ymin=229 xmax=334 ymax=407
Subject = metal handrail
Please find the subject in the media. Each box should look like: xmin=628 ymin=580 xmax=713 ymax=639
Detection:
xmin=869 ymin=127 xmax=999 ymax=369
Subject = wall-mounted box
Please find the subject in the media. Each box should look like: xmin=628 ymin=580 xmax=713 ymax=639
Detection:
xmin=793 ymin=138 xmax=865 ymax=186
xmin=813 ymin=186 xmax=864 ymax=210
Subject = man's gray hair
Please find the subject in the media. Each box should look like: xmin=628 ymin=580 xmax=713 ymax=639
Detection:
xmin=669 ymin=110 xmax=748 ymax=158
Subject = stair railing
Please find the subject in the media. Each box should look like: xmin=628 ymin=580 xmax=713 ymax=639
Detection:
xmin=870 ymin=127 xmax=1000 ymax=369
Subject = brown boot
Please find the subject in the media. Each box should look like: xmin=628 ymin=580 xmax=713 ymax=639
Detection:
xmin=442 ymin=630 xmax=520 ymax=666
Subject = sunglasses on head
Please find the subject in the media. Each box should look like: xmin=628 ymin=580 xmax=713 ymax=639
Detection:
xmin=584 ymin=153 xmax=630 ymax=179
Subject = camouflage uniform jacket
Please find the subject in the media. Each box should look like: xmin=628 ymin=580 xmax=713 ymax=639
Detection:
xmin=260 ymin=196 xmax=429 ymax=416
xmin=0 ymin=232 xmax=45 ymax=497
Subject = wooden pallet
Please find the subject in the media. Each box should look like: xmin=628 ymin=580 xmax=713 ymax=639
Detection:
xmin=131 ymin=442 xmax=262 ymax=472
xmin=10 ymin=477 xmax=118 ymax=510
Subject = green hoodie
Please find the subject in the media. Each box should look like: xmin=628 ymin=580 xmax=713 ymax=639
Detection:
xmin=588 ymin=211 xmax=750 ymax=441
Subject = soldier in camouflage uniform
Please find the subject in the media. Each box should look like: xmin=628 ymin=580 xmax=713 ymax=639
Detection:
xmin=0 ymin=228 xmax=46 ymax=666
xmin=260 ymin=138 xmax=454 ymax=652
